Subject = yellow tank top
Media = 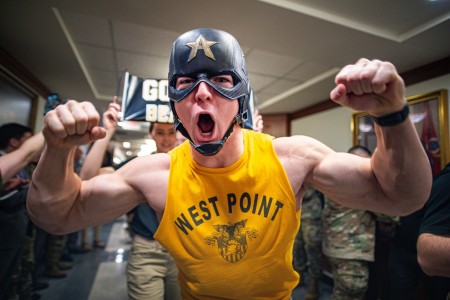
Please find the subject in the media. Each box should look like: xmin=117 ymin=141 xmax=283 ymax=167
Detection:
xmin=154 ymin=129 xmax=300 ymax=300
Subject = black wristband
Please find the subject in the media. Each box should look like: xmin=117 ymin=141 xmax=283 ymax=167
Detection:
xmin=373 ymin=104 xmax=409 ymax=127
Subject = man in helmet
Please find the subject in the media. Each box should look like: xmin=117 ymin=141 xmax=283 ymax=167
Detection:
xmin=28 ymin=28 xmax=432 ymax=299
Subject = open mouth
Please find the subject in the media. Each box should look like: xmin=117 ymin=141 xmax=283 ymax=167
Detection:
xmin=197 ymin=113 xmax=214 ymax=136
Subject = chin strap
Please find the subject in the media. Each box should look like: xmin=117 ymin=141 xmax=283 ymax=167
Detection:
xmin=176 ymin=114 xmax=242 ymax=156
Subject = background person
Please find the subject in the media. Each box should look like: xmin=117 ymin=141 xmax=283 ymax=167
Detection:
xmin=125 ymin=122 xmax=181 ymax=300
xmin=293 ymin=187 xmax=323 ymax=300
xmin=79 ymin=101 xmax=181 ymax=300
xmin=417 ymin=162 xmax=450 ymax=278
xmin=322 ymin=145 xmax=376 ymax=300
xmin=79 ymin=100 xmax=120 ymax=252
xmin=389 ymin=162 xmax=450 ymax=299
xmin=0 ymin=123 xmax=44 ymax=300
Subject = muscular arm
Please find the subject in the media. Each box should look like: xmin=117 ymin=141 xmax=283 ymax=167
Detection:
xmin=316 ymin=120 xmax=429 ymax=215
xmin=373 ymin=119 xmax=431 ymax=214
xmin=0 ymin=132 xmax=44 ymax=183
xmin=28 ymin=145 xmax=145 ymax=234
xmin=417 ymin=233 xmax=450 ymax=277
xmin=329 ymin=59 xmax=430 ymax=215
xmin=27 ymin=100 xmax=141 ymax=234
xmin=284 ymin=59 xmax=431 ymax=216
xmin=280 ymin=124 xmax=429 ymax=216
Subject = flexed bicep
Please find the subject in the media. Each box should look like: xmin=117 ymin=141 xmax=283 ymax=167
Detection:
xmin=72 ymin=171 xmax=145 ymax=230
xmin=307 ymin=150 xmax=377 ymax=210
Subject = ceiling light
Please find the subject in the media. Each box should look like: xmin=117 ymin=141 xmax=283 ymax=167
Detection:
xmin=359 ymin=123 xmax=373 ymax=133
xmin=410 ymin=113 xmax=426 ymax=123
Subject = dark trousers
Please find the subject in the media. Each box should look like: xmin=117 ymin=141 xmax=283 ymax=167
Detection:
xmin=0 ymin=205 xmax=27 ymax=299
xmin=389 ymin=242 xmax=450 ymax=300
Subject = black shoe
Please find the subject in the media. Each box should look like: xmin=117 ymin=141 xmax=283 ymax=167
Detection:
xmin=32 ymin=293 xmax=42 ymax=300
xmin=93 ymin=240 xmax=106 ymax=249
xmin=33 ymin=281 xmax=49 ymax=291
xmin=44 ymin=269 xmax=67 ymax=279
xmin=57 ymin=261 xmax=73 ymax=270
xmin=69 ymin=247 xmax=89 ymax=254
xmin=60 ymin=253 xmax=74 ymax=262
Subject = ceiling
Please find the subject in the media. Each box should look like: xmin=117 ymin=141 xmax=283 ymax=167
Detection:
xmin=1 ymin=0 xmax=450 ymax=157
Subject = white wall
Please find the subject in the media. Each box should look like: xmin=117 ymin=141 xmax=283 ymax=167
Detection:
xmin=291 ymin=106 xmax=354 ymax=152
xmin=291 ymin=73 xmax=450 ymax=153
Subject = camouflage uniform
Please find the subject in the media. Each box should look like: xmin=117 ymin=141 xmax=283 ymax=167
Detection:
xmin=293 ymin=188 xmax=323 ymax=280
xmin=6 ymin=164 xmax=36 ymax=300
xmin=44 ymin=234 xmax=68 ymax=275
xmin=322 ymin=197 xmax=375 ymax=300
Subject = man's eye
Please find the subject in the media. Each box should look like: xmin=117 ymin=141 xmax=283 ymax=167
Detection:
xmin=212 ymin=76 xmax=234 ymax=88
xmin=182 ymin=79 xmax=194 ymax=84
xmin=176 ymin=78 xmax=195 ymax=89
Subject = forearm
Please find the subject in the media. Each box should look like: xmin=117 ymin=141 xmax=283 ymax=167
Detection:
xmin=0 ymin=151 xmax=33 ymax=183
xmin=372 ymin=118 xmax=432 ymax=215
xmin=27 ymin=145 xmax=81 ymax=233
xmin=417 ymin=233 xmax=450 ymax=277
xmin=0 ymin=132 xmax=44 ymax=183
xmin=80 ymin=128 xmax=115 ymax=180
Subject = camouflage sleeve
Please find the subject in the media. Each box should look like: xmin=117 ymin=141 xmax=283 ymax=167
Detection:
xmin=372 ymin=213 xmax=400 ymax=224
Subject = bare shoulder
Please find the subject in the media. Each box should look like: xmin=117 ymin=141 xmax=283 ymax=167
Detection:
xmin=117 ymin=153 xmax=171 ymax=173
xmin=272 ymin=135 xmax=334 ymax=195
xmin=273 ymin=135 xmax=333 ymax=163
xmin=115 ymin=153 xmax=171 ymax=214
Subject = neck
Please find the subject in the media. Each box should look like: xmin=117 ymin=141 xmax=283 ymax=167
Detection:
xmin=191 ymin=126 xmax=244 ymax=168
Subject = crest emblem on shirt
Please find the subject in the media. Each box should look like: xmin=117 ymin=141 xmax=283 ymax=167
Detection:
xmin=204 ymin=219 xmax=259 ymax=263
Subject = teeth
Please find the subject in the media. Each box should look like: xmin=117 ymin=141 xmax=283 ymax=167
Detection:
xmin=201 ymin=132 xmax=212 ymax=136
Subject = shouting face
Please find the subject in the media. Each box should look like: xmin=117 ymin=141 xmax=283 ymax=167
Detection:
xmin=174 ymin=75 xmax=238 ymax=146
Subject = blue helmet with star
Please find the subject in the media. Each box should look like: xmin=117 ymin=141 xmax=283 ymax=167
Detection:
xmin=168 ymin=28 xmax=250 ymax=156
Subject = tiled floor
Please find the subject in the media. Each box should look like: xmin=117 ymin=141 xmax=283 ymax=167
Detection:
xmin=37 ymin=217 xmax=130 ymax=300
xmin=37 ymin=216 xmax=332 ymax=300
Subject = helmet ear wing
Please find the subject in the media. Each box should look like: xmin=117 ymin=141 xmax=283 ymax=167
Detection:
xmin=241 ymin=84 xmax=257 ymax=129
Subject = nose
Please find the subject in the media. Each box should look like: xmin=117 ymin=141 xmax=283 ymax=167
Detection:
xmin=194 ymin=81 xmax=213 ymax=102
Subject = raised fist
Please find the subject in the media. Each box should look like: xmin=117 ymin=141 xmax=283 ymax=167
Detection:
xmin=43 ymin=100 xmax=106 ymax=149
xmin=330 ymin=58 xmax=406 ymax=117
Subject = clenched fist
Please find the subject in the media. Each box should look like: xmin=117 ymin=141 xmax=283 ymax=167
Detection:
xmin=43 ymin=100 xmax=107 ymax=149
xmin=330 ymin=58 xmax=406 ymax=117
